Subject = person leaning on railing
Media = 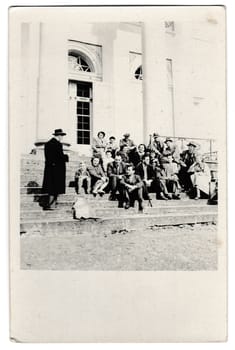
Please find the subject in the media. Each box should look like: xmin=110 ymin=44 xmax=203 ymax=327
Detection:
xmin=178 ymin=141 xmax=199 ymax=194
xmin=189 ymin=156 xmax=211 ymax=199
xmin=147 ymin=132 xmax=165 ymax=158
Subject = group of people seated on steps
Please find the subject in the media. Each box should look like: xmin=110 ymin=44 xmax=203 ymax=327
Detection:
xmin=74 ymin=131 xmax=211 ymax=212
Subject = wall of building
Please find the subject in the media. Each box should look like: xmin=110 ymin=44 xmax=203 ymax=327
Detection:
xmin=19 ymin=16 xmax=224 ymax=155
xmin=19 ymin=22 xmax=143 ymax=154
xmin=166 ymin=18 xmax=225 ymax=141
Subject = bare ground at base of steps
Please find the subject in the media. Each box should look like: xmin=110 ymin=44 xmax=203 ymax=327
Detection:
xmin=21 ymin=223 xmax=218 ymax=271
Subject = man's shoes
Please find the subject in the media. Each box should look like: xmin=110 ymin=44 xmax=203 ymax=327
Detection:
xmin=166 ymin=194 xmax=172 ymax=200
xmin=124 ymin=202 xmax=130 ymax=209
xmin=172 ymin=194 xmax=181 ymax=200
xmin=98 ymin=190 xmax=105 ymax=197
xmin=109 ymin=194 xmax=116 ymax=201
xmin=43 ymin=207 xmax=54 ymax=211
xmin=159 ymin=193 xmax=168 ymax=200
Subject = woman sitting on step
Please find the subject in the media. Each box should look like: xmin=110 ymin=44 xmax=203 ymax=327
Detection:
xmin=87 ymin=156 xmax=109 ymax=197
xmin=189 ymin=156 xmax=211 ymax=200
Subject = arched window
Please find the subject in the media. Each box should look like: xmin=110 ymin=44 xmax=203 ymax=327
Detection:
xmin=68 ymin=52 xmax=93 ymax=72
xmin=134 ymin=65 xmax=143 ymax=80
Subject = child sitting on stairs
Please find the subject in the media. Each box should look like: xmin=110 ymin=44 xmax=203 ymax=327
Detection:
xmin=74 ymin=161 xmax=91 ymax=195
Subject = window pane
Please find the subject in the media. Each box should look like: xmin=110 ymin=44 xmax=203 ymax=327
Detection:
xmin=77 ymin=131 xmax=83 ymax=144
xmin=77 ymin=101 xmax=83 ymax=114
xmin=77 ymin=131 xmax=90 ymax=145
xmin=83 ymin=131 xmax=90 ymax=138
xmin=83 ymin=116 xmax=90 ymax=128
xmin=77 ymin=84 xmax=90 ymax=98
xmin=77 ymin=116 xmax=90 ymax=129
xmin=77 ymin=115 xmax=83 ymax=128
xmin=83 ymin=138 xmax=90 ymax=145
xmin=83 ymin=102 xmax=90 ymax=115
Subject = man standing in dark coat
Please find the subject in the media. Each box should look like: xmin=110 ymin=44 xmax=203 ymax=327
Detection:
xmin=42 ymin=129 xmax=69 ymax=210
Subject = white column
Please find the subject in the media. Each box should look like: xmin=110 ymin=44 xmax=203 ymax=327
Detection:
xmin=36 ymin=22 xmax=68 ymax=144
xmin=20 ymin=22 xmax=41 ymax=153
xmin=142 ymin=21 xmax=172 ymax=143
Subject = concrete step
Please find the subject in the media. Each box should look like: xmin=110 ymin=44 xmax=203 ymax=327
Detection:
xmin=21 ymin=193 xmax=78 ymax=203
xmin=20 ymin=175 xmax=77 ymax=187
xmin=20 ymin=212 xmax=217 ymax=236
xmin=20 ymin=186 xmax=76 ymax=195
xmin=20 ymin=193 xmax=210 ymax=206
xmin=20 ymin=169 xmax=79 ymax=177
xmin=20 ymin=188 xmax=209 ymax=202
xmin=20 ymin=191 xmax=211 ymax=210
xmin=21 ymin=154 xmax=90 ymax=163
xmin=20 ymin=204 xmax=217 ymax=221
xmin=21 ymin=164 xmax=81 ymax=173
xmin=20 ymin=197 xmax=213 ymax=210
xmin=21 ymin=159 xmax=89 ymax=171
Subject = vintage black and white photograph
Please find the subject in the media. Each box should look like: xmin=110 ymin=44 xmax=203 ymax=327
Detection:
xmin=17 ymin=10 xmax=223 ymax=271
xmin=9 ymin=5 xmax=227 ymax=342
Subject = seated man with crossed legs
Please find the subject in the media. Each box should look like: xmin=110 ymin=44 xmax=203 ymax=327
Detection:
xmin=119 ymin=164 xmax=144 ymax=212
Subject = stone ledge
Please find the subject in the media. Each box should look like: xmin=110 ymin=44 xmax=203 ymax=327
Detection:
xmin=20 ymin=212 xmax=217 ymax=236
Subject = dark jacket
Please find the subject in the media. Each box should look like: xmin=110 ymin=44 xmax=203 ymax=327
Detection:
xmin=120 ymin=174 xmax=143 ymax=189
xmin=135 ymin=162 xmax=155 ymax=180
xmin=118 ymin=151 xmax=130 ymax=164
xmin=129 ymin=151 xmax=146 ymax=166
xmin=180 ymin=150 xmax=197 ymax=169
xmin=107 ymin=161 xmax=126 ymax=177
xmin=42 ymin=138 xmax=69 ymax=195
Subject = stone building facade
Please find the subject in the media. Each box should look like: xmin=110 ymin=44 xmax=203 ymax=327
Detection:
xmin=14 ymin=8 xmax=225 ymax=156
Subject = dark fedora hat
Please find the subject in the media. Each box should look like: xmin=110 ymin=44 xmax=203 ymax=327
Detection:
xmin=153 ymin=132 xmax=160 ymax=137
xmin=53 ymin=128 xmax=66 ymax=136
xmin=165 ymin=137 xmax=173 ymax=143
xmin=123 ymin=132 xmax=130 ymax=137
xmin=187 ymin=141 xmax=197 ymax=148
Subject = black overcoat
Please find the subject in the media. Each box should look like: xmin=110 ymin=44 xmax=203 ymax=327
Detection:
xmin=42 ymin=138 xmax=69 ymax=195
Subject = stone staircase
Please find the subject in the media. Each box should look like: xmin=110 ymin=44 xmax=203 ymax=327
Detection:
xmin=20 ymin=153 xmax=218 ymax=236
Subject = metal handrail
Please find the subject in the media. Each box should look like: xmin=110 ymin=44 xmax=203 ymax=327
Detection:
xmin=151 ymin=134 xmax=217 ymax=161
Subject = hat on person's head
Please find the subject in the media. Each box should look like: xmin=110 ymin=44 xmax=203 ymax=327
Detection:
xmin=53 ymin=128 xmax=66 ymax=136
xmin=97 ymin=131 xmax=105 ymax=137
xmin=153 ymin=132 xmax=160 ymax=137
xmin=123 ymin=133 xmax=130 ymax=137
xmin=187 ymin=141 xmax=197 ymax=148
xmin=165 ymin=137 xmax=173 ymax=143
